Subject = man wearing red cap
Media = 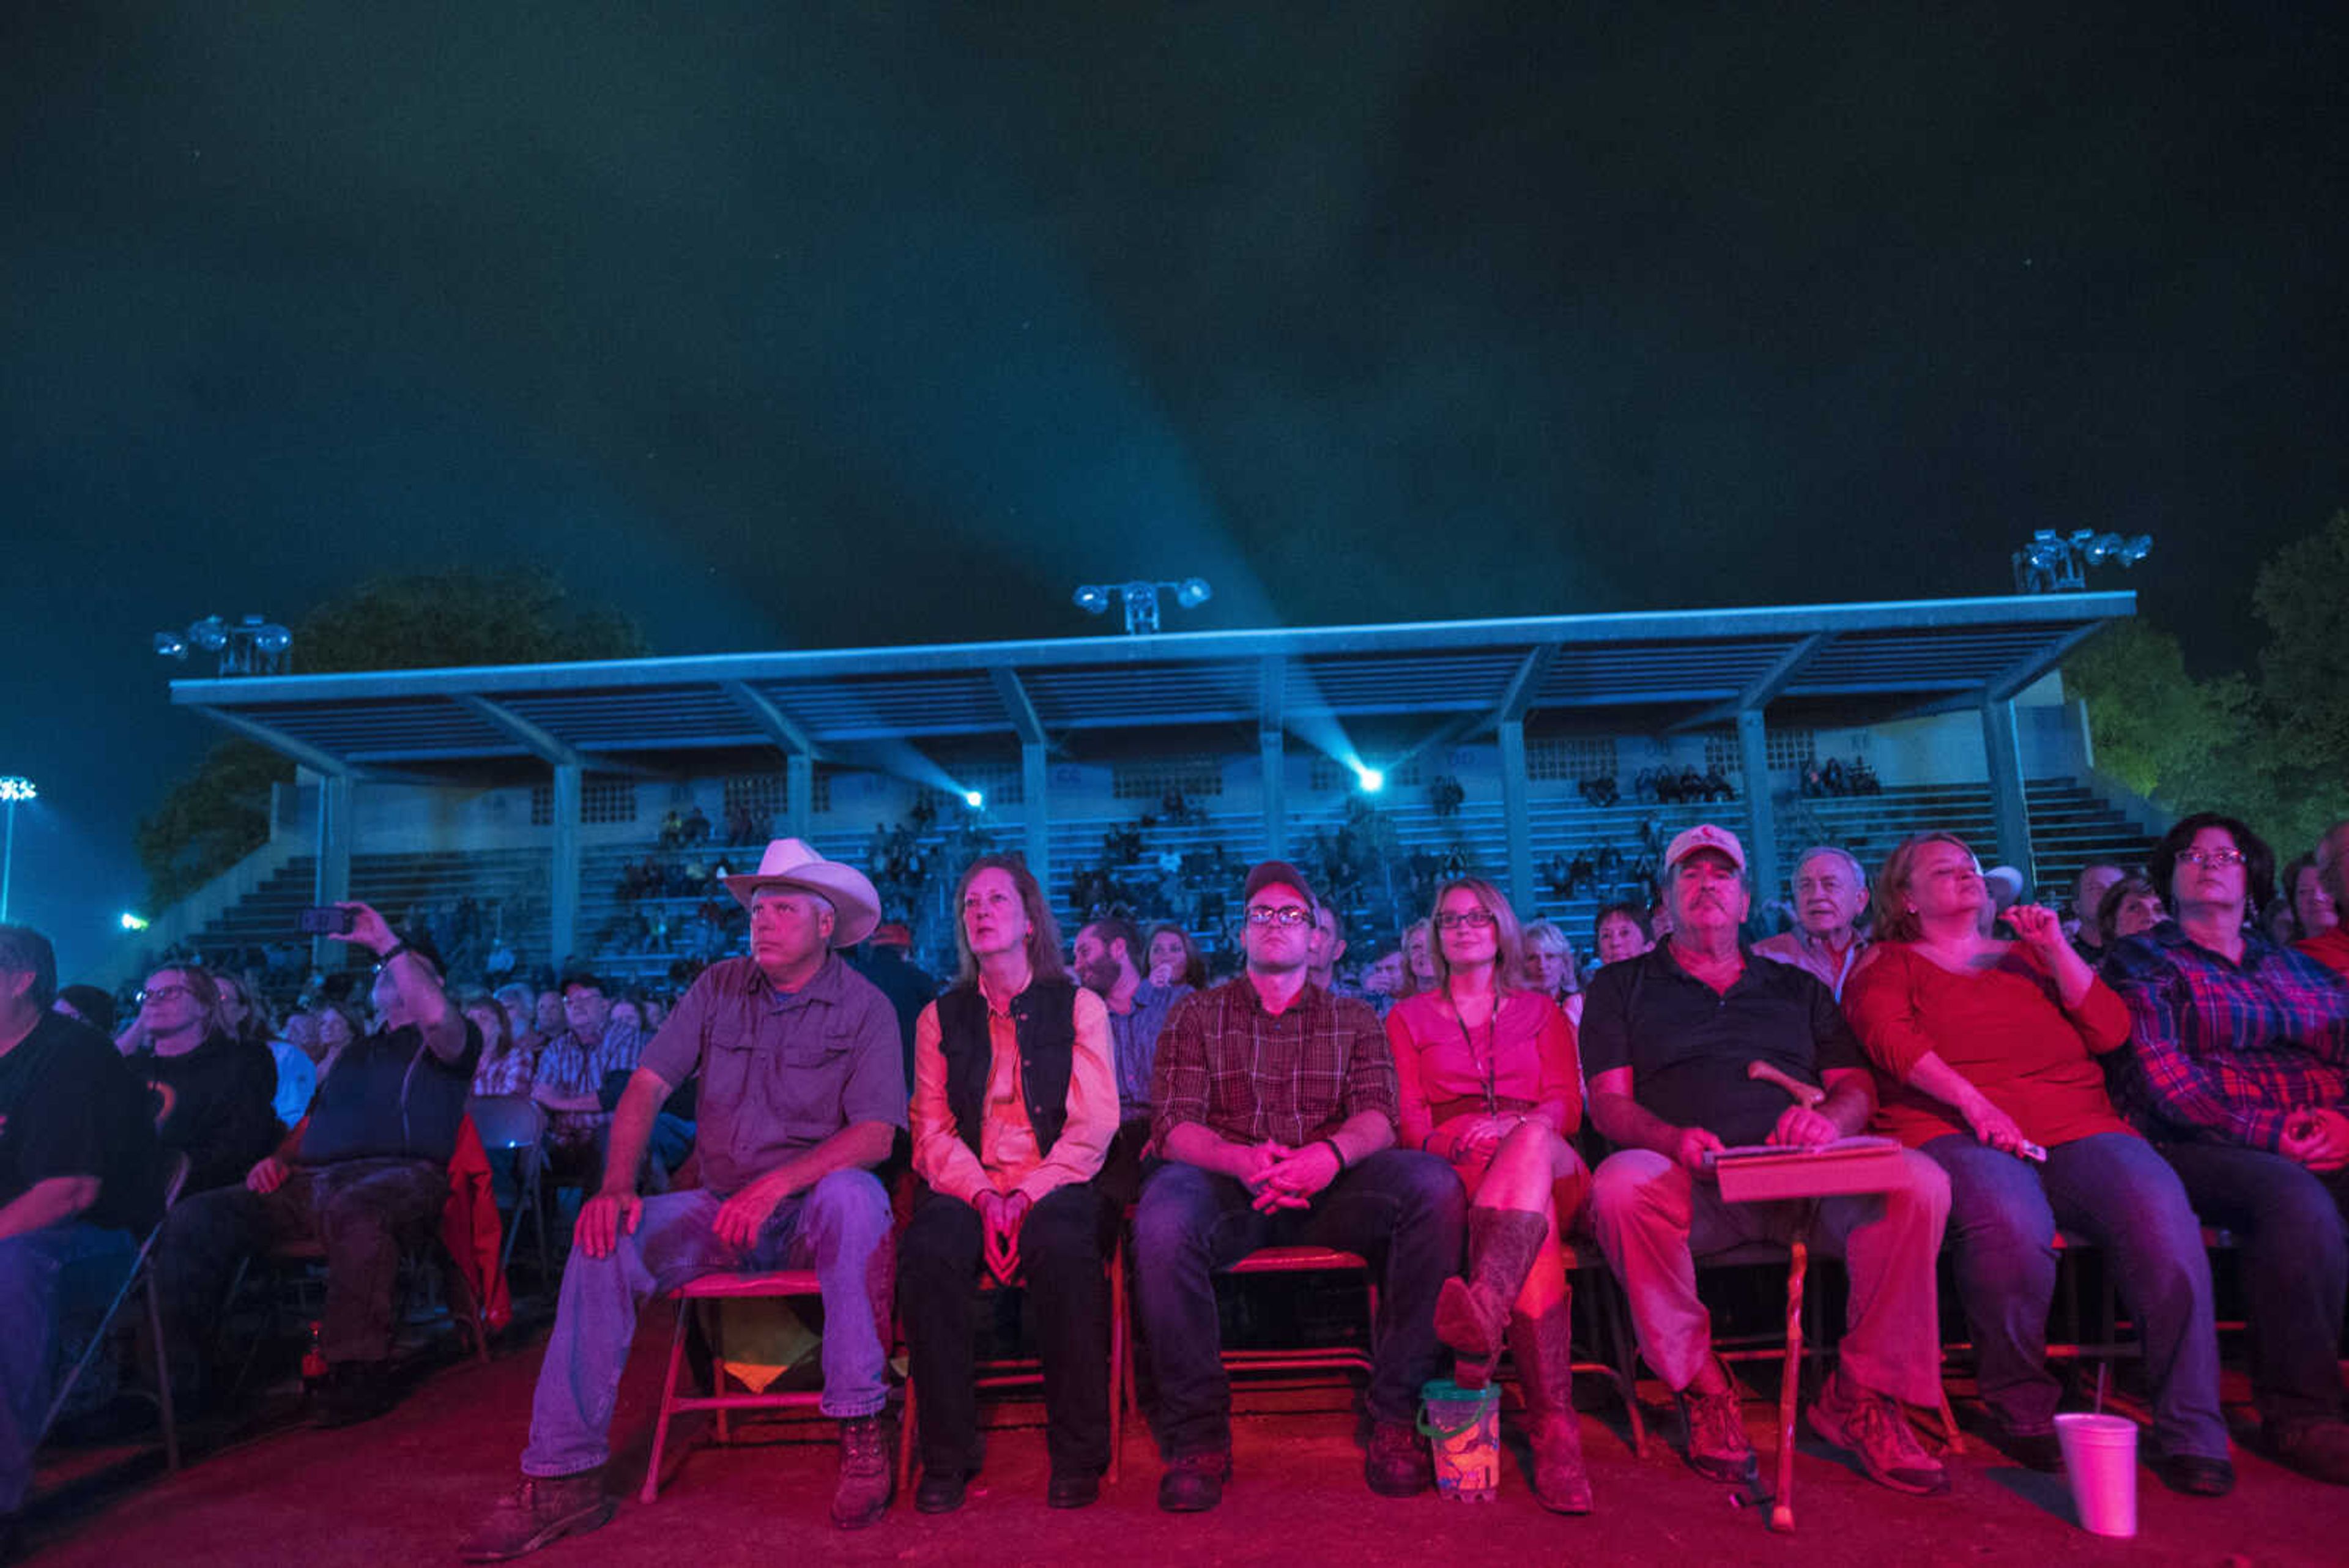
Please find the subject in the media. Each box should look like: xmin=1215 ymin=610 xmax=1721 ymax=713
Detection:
xmin=1134 ymin=861 xmax=1464 ymax=1512
xmin=1581 ymin=825 xmax=1952 ymax=1498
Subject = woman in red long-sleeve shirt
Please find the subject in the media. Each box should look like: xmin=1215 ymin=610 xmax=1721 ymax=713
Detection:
xmin=1386 ymin=876 xmax=1590 ymax=1513
xmin=1844 ymin=833 xmax=2228 ymax=1489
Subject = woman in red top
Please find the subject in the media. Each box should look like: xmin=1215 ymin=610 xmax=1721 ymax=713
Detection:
xmin=1845 ymin=833 xmax=2225 ymax=1479
xmin=1387 ymin=876 xmax=1590 ymax=1512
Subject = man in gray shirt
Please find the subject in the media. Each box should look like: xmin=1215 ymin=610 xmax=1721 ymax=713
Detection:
xmin=464 ymin=841 xmax=907 ymax=1559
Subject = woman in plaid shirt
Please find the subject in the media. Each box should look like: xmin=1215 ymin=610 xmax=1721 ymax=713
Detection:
xmin=2103 ymin=812 xmax=2349 ymax=1487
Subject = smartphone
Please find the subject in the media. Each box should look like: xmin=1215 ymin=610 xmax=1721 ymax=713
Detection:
xmin=297 ymin=905 xmax=357 ymax=935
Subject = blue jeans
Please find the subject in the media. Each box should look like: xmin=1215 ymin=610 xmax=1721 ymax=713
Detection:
xmin=1 ymin=1223 xmax=136 ymax=1511
xmin=2158 ymin=1140 xmax=2349 ymax=1428
xmin=1133 ymin=1150 xmax=1465 ymax=1458
xmin=1925 ymin=1132 xmax=2225 ymax=1459
xmin=520 ymin=1170 xmax=893 ymax=1477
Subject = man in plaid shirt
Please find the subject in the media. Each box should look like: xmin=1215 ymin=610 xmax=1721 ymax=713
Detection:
xmin=1135 ymin=861 xmax=1465 ymax=1513
xmin=2104 ymin=812 xmax=2349 ymax=1487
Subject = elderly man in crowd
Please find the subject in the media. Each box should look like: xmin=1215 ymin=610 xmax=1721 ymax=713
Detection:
xmin=0 ymin=926 xmax=162 ymax=1550
xmin=1135 ymin=861 xmax=1463 ymax=1512
xmin=156 ymin=909 xmax=480 ymax=1428
xmin=1753 ymin=845 xmax=1871 ymax=1000
xmin=463 ymin=841 xmax=905 ymax=1558
xmin=2103 ymin=812 xmax=2349 ymax=1487
xmin=1584 ymin=825 xmax=1952 ymax=1496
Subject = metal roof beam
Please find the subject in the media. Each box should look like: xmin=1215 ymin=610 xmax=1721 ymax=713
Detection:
xmin=1258 ymin=656 xmax=1286 ymax=737
xmin=456 ymin=695 xmax=587 ymax=768
xmin=1667 ymin=632 xmax=1831 ymax=731
xmin=187 ymin=705 xmax=366 ymax=780
xmin=1488 ymin=643 xmax=1560 ymax=727
xmin=990 ymin=667 xmax=1046 ymax=746
xmin=721 ymin=682 xmax=827 ymax=760
xmin=1985 ymin=620 xmax=2113 ymax=702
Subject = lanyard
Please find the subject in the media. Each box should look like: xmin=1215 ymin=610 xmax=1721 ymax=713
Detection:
xmin=1450 ymin=993 xmax=1501 ymax=1117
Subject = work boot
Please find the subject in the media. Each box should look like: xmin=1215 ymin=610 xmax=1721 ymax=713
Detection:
xmin=2271 ymin=1417 xmax=2349 ymax=1486
xmin=1507 ymin=1303 xmax=1592 ymax=1514
xmin=1434 ymin=1207 xmax=1548 ymax=1389
xmin=1677 ymin=1362 xmax=1759 ymax=1485
xmin=1365 ymin=1418 xmax=1433 ymax=1497
xmin=310 ymin=1359 xmax=398 ymax=1429
xmin=1805 ymin=1366 xmax=1948 ymax=1496
xmin=832 ymin=1414 xmax=896 ymax=1529
xmin=1157 ymin=1449 xmax=1231 ymax=1512
xmin=458 ymin=1470 xmax=613 ymax=1562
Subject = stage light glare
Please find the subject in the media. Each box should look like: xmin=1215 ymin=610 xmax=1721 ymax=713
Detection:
xmin=1356 ymin=767 xmax=1385 ymax=793
xmin=189 ymin=615 xmax=229 ymax=652
xmin=119 ymin=912 xmax=150 ymax=931
xmin=0 ymin=779 xmax=34 ymax=803
xmin=963 ymin=790 xmax=985 ymax=809
xmin=154 ymin=632 xmax=188 ymax=659
xmin=1175 ymin=578 xmax=1212 ymax=609
xmin=1073 ymin=585 xmax=1112 ymax=615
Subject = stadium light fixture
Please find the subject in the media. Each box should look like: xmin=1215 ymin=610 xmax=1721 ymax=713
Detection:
xmin=2011 ymin=530 xmax=2153 ymax=593
xmin=153 ymin=613 xmax=294 ymax=676
xmin=1071 ymin=579 xmax=1213 ymax=636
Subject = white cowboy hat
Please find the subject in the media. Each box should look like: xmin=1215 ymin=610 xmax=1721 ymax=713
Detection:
xmin=719 ymin=838 xmax=882 ymax=948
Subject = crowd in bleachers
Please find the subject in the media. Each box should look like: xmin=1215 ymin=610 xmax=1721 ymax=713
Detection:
xmin=9 ymin=799 xmax=2349 ymax=1555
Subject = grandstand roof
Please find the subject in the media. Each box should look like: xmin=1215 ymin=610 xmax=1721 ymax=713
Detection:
xmin=171 ymin=593 xmax=2132 ymax=778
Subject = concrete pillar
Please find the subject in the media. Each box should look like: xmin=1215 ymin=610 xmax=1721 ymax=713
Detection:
xmin=311 ymin=774 xmax=354 ymax=972
xmin=1497 ymin=720 xmax=1533 ymax=912
xmin=1023 ymin=742 xmax=1050 ymax=891
xmin=551 ymin=763 xmax=582 ymax=968
xmin=786 ymin=752 xmax=813 ymax=841
xmin=1259 ymin=730 xmax=1286 ymax=861
xmin=1737 ymin=708 xmax=1781 ymax=914
xmin=1982 ymin=696 xmax=2036 ymax=891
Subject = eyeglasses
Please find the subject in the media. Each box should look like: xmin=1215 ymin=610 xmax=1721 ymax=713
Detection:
xmin=1433 ymin=909 xmax=1497 ymax=931
xmin=1245 ymin=905 xmax=1313 ymax=928
xmin=2176 ymin=848 xmax=2247 ymax=868
xmin=137 ymin=984 xmax=196 ymax=1005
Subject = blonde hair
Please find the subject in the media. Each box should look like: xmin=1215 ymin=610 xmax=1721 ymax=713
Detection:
xmin=1428 ymin=877 xmax=1529 ymax=992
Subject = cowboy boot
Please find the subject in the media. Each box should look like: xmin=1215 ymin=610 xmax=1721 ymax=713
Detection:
xmin=1508 ymin=1301 xmax=1593 ymax=1514
xmin=1434 ymin=1207 xmax=1548 ymax=1388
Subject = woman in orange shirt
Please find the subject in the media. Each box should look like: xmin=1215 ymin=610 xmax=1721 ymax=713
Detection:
xmin=1845 ymin=833 xmax=2225 ymax=1485
xmin=1386 ymin=876 xmax=1590 ymax=1512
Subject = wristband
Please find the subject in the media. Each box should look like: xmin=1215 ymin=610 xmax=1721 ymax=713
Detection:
xmin=1319 ymin=1136 xmax=1348 ymax=1172
xmin=375 ymin=941 xmax=412 ymax=967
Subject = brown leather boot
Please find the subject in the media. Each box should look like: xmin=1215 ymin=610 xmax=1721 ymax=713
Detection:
xmin=1435 ymin=1208 xmax=1548 ymax=1388
xmin=1508 ymin=1302 xmax=1593 ymax=1514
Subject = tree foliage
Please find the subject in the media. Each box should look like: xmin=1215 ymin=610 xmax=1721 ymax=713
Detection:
xmin=2066 ymin=509 xmax=2349 ymax=860
xmin=138 ymin=571 xmax=647 ymax=907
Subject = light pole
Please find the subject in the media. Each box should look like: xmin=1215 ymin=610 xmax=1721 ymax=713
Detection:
xmin=0 ymin=776 xmax=33 ymax=924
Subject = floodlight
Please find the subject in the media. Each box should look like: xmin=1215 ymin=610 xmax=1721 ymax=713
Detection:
xmin=963 ymin=790 xmax=985 ymax=809
xmin=1175 ymin=578 xmax=1212 ymax=609
xmin=1356 ymin=767 xmax=1385 ymax=793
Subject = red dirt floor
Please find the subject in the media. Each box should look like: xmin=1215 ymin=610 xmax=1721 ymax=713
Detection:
xmin=24 ymin=1328 xmax=2349 ymax=1568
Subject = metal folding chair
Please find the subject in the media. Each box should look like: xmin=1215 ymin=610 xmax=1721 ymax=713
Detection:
xmin=464 ymin=1094 xmax=552 ymax=1283
xmin=40 ymin=1152 xmax=193 ymax=1474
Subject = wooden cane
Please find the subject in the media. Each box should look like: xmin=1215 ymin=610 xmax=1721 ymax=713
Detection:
xmin=1772 ymin=1231 xmax=1808 ymax=1533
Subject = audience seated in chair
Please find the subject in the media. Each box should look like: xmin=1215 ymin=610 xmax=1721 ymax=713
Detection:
xmin=1387 ymin=877 xmax=1593 ymax=1512
xmin=114 ymin=965 xmax=281 ymax=1198
xmin=902 ymin=857 xmax=1118 ymax=1513
xmin=1583 ymin=825 xmax=1953 ymax=1498
xmin=1847 ymin=833 xmax=2228 ymax=1490
xmin=1134 ymin=860 xmax=1464 ymax=1514
xmin=462 ymin=839 xmax=904 ymax=1561
xmin=2101 ymin=812 xmax=2349 ymax=1487
xmin=0 ymin=925 xmax=165 ymax=1545
xmin=154 ymin=911 xmax=481 ymax=1430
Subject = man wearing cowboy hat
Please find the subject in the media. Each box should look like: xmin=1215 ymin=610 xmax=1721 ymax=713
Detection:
xmin=465 ymin=841 xmax=907 ymax=1557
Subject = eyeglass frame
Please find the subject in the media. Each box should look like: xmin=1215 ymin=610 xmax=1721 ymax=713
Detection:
xmin=1433 ymin=908 xmax=1498 ymax=931
xmin=2175 ymin=848 xmax=2247 ymax=868
xmin=1244 ymin=904 xmax=1315 ymax=928
xmin=136 ymin=984 xmax=198 ymax=1005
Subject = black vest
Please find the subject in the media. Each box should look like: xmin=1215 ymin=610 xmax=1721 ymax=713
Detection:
xmin=934 ymin=978 xmax=1078 ymax=1161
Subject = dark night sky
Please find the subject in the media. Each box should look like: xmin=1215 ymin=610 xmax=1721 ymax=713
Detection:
xmin=5 ymin=3 xmax=2345 ymax=974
